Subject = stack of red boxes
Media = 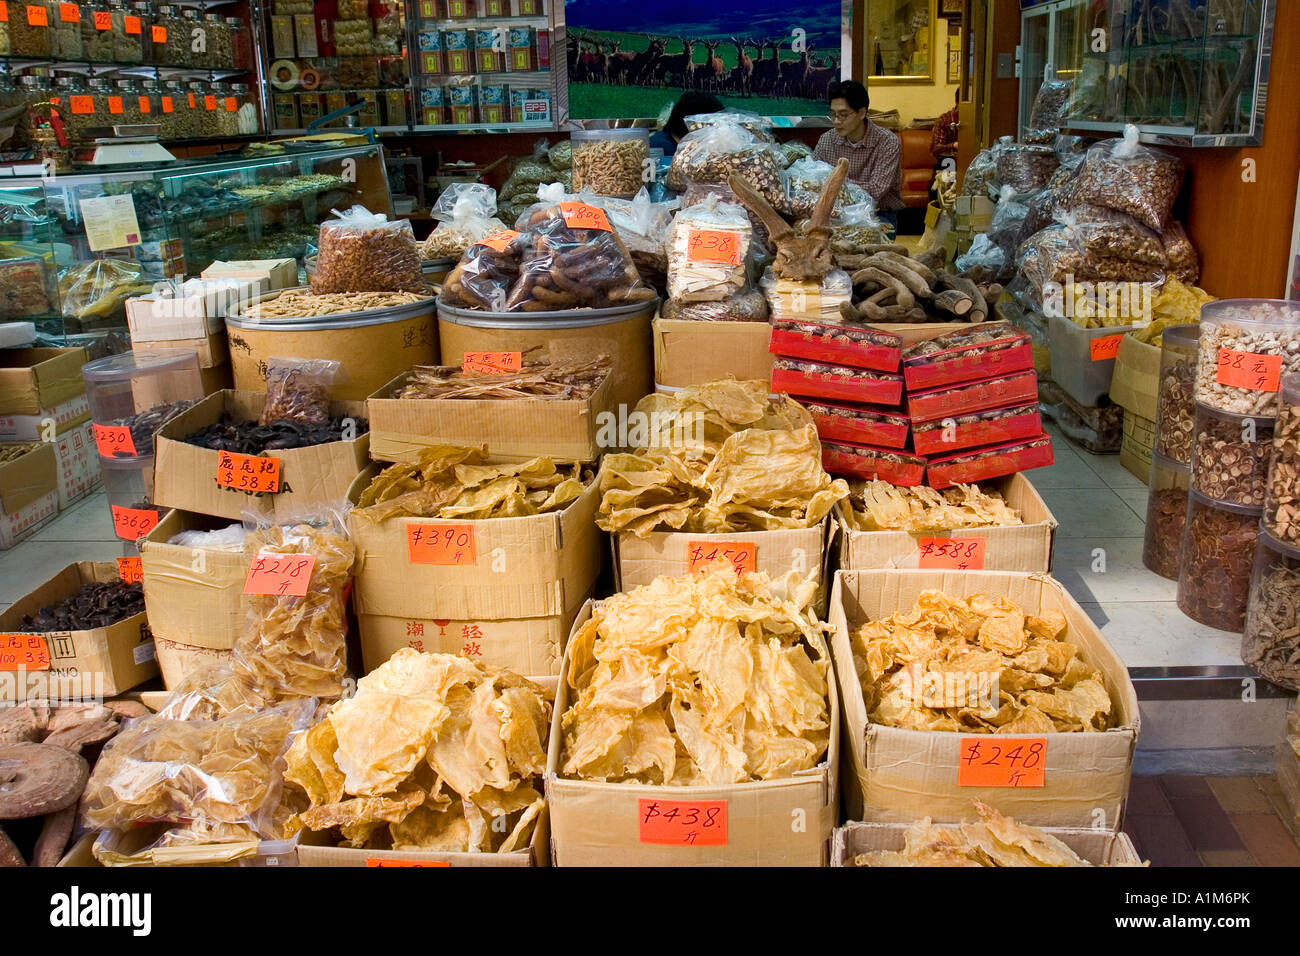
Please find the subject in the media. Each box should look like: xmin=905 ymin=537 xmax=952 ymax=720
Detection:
xmin=769 ymin=320 xmax=1053 ymax=487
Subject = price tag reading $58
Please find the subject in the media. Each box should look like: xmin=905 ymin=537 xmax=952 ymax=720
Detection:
xmin=216 ymin=451 xmax=282 ymax=494
xmin=243 ymin=554 xmax=316 ymax=597
xmin=638 ymin=799 xmax=728 ymax=846
xmin=957 ymin=737 xmax=1046 ymax=788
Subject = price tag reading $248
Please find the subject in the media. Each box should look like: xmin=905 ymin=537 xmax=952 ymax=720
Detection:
xmin=243 ymin=554 xmax=316 ymax=597
xmin=638 ymin=799 xmax=728 ymax=846
xmin=957 ymin=737 xmax=1045 ymax=788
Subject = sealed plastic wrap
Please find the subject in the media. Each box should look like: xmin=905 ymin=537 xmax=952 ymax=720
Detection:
xmin=781 ymin=140 xmax=813 ymax=166
xmin=667 ymin=120 xmax=788 ymax=212
xmin=1154 ymin=324 xmax=1198 ymax=465
xmin=667 ymin=193 xmax=752 ymax=302
xmin=925 ymin=434 xmax=1055 ymax=490
xmin=587 ymin=188 xmax=678 ymax=294
xmin=762 ymin=268 xmax=853 ymax=323
xmin=803 ymin=400 xmax=909 ymax=449
xmin=548 ymin=139 xmax=573 ymax=170
xmin=1195 ymin=300 xmax=1300 ymax=416
xmin=1069 ymin=204 xmax=1169 ymax=266
xmin=911 ymin=403 xmax=1043 ymax=456
xmin=1161 ymin=221 xmax=1199 ymax=284
xmin=986 ymin=186 xmax=1031 ymax=270
xmin=259 ymin=357 xmax=344 ymax=425
xmin=771 ymin=355 xmax=904 ymax=406
xmin=683 ymin=109 xmax=775 ymax=140
xmin=311 ymin=205 xmax=424 ymax=294
xmin=661 ymin=288 xmax=768 ymax=322
xmin=439 ymin=231 xmax=526 ymax=311
xmin=770 ymin=318 xmax=902 ymax=373
xmin=59 ymin=259 xmax=153 ymax=328
xmin=1071 ymin=126 xmax=1185 ymax=232
xmin=1264 ymin=374 xmax=1300 ymax=547
xmin=954 ymin=234 xmax=1007 ymax=284
xmin=1142 ymin=454 xmax=1191 ymax=580
xmin=994 ymin=143 xmax=1058 ymax=195
xmin=961 ymin=147 xmax=996 ymax=198
xmin=0 ymin=254 xmax=57 ymax=320
xmin=81 ymin=698 xmax=315 ymax=861
xmin=571 ymin=128 xmax=650 ymax=199
xmin=1023 ymin=77 xmax=1073 ymax=145
xmin=682 ymin=182 xmax=771 ymax=256
xmin=783 ymin=157 xmax=869 ymax=219
xmin=1176 ymin=491 xmax=1261 ymax=632
xmin=1190 ymin=402 xmax=1274 ymax=507
xmin=419 ymin=183 xmax=506 ymax=261
xmin=831 ymin=198 xmax=891 ymax=256
xmin=498 ymin=143 xmax=558 ymax=204
xmin=822 ymin=440 xmax=926 ymax=486
xmin=1242 ymin=531 xmax=1300 ymax=691
xmin=282 ymin=649 xmax=549 ymax=852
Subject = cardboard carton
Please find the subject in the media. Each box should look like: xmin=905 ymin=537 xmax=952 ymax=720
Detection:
xmin=201 ymin=259 xmax=298 ymax=292
xmin=51 ymin=420 xmax=101 ymax=509
xmin=1109 ymin=333 xmax=1161 ymax=422
xmin=1120 ymin=409 xmax=1155 ymax=485
xmin=831 ymin=820 xmax=1143 ymax=865
xmin=132 ymin=329 xmax=230 ymax=368
xmin=1276 ymin=745 xmax=1300 ymax=835
xmin=366 ymin=369 xmax=615 ymax=464
xmin=0 ymin=561 xmax=159 ymax=702
xmin=125 ymin=278 xmax=263 ymax=342
xmin=0 ymin=347 xmax=88 ymax=416
xmin=0 ymin=391 xmax=91 ymax=442
xmin=0 ymin=440 xmax=59 ymax=549
xmin=153 ymin=390 xmax=370 ymax=521
xmin=828 ymin=569 xmax=1139 ymax=829
xmin=544 ymin=601 xmax=838 ymax=866
xmin=836 ymin=473 xmax=1057 ymax=572
xmin=652 ymin=318 xmax=775 ymax=389
xmin=139 ymin=510 xmax=250 ymax=689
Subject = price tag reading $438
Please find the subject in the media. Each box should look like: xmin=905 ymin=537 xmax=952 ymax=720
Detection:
xmin=243 ymin=554 xmax=316 ymax=597
xmin=686 ymin=229 xmax=743 ymax=265
xmin=407 ymin=523 xmax=476 ymax=565
xmin=957 ymin=737 xmax=1046 ymax=788
xmin=917 ymin=537 xmax=986 ymax=570
xmin=216 ymin=451 xmax=282 ymax=493
xmin=686 ymin=541 xmax=756 ymax=575
xmin=1216 ymin=348 xmax=1283 ymax=392
xmin=0 ymin=634 xmax=50 ymax=671
xmin=638 ymin=799 xmax=728 ymax=846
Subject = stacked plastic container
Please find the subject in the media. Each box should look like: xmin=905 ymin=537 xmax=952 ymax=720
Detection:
xmin=1142 ymin=324 xmax=1195 ymax=579
xmin=82 ymin=349 xmax=202 ymax=548
xmin=1177 ymin=301 xmax=1300 ymax=632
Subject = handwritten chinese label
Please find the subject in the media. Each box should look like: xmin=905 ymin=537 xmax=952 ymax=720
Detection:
xmin=0 ymin=634 xmax=50 ymax=671
xmin=957 ymin=737 xmax=1046 ymax=788
xmin=116 ymin=556 xmax=144 ymax=584
xmin=917 ymin=537 xmax=986 ymax=570
xmin=687 ymin=229 xmax=743 ymax=265
xmin=462 ymin=351 xmax=522 ymax=375
xmin=1216 ymin=348 xmax=1283 ymax=392
xmin=243 ymin=553 xmax=316 ymax=597
xmin=216 ymin=451 xmax=282 ymax=494
xmin=686 ymin=541 xmax=756 ymax=576
xmin=638 ymin=799 xmax=728 ymax=846
xmin=406 ymin=524 xmax=476 ymax=565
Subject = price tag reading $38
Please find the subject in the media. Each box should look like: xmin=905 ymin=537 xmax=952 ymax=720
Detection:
xmin=243 ymin=554 xmax=316 ymax=597
xmin=638 ymin=799 xmax=728 ymax=846
xmin=1216 ymin=348 xmax=1283 ymax=392
xmin=407 ymin=524 xmax=476 ymax=565
xmin=686 ymin=541 xmax=756 ymax=575
xmin=957 ymin=737 xmax=1046 ymax=788
xmin=686 ymin=228 xmax=743 ymax=265
xmin=917 ymin=537 xmax=986 ymax=570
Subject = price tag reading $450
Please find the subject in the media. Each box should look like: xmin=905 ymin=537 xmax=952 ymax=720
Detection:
xmin=243 ymin=554 xmax=316 ymax=597
xmin=686 ymin=541 xmax=756 ymax=575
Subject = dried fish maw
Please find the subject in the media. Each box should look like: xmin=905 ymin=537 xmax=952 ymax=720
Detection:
xmin=1026 ymin=611 xmax=1068 ymax=641
xmin=590 ymin=650 xmax=669 ymax=712
xmin=670 ymin=687 xmax=748 ymax=785
xmin=977 ymin=609 xmax=1028 ymax=655
xmin=975 ymin=800 xmax=1091 ymax=867
xmin=494 ymin=686 xmax=550 ymax=779
xmin=994 ymin=705 xmax=1056 ymax=735
xmin=1022 ymin=678 xmax=1112 ymax=728
xmin=284 ymin=718 xmax=346 ymax=806
xmin=300 ymin=788 xmax=427 ymax=847
xmin=389 ymin=799 xmax=470 ymax=852
xmin=667 ymin=617 xmax=753 ymax=718
xmin=705 ymin=425 xmax=839 ymax=507
xmin=498 ymin=798 xmax=544 ymax=853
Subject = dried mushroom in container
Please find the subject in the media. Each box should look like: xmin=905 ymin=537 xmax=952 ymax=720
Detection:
xmin=1242 ymin=530 xmax=1300 ymax=692
xmin=259 ymin=358 xmax=343 ymax=426
xmin=1141 ymin=453 xmax=1190 ymax=581
xmin=21 ymin=580 xmax=144 ymax=631
xmin=1264 ymin=373 xmax=1300 ymax=547
xmin=1176 ymin=491 xmax=1261 ymax=633
xmin=311 ymin=205 xmax=425 ymax=294
xmin=1190 ymin=402 xmax=1274 ymax=507
xmin=1196 ymin=299 xmax=1300 ymax=417
xmin=1154 ymin=323 xmax=1198 ymax=464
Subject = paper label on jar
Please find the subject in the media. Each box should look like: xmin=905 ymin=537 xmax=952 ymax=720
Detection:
xmin=152 ymin=23 xmax=166 ymax=42
xmin=25 ymin=3 xmax=47 ymax=26
xmin=108 ymin=96 xmax=124 ymax=115
xmin=1216 ymin=348 xmax=1283 ymax=393
xmin=139 ymin=96 xmax=151 ymax=114
xmin=69 ymin=95 xmax=94 ymax=115
xmin=188 ymin=92 xmax=196 ymax=108
xmin=93 ymin=9 xmax=110 ymax=28
xmin=0 ymin=4 xmax=9 ymax=24
xmin=204 ymin=94 xmax=216 ymax=110
xmin=124 ymin=13 xmax=141 ymax=33
xmin=161 ymin=96 xmax=174 ymax=113
xmin=58 ymin=1 xmax=78 ymax=22
xmin=225 ymin=97 xmax=237 ymax=112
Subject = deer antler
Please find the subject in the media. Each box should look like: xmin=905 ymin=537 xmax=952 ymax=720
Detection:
xmin=809 ymin=158 xmax=849 ymax=232
xmin=727 ymin=172 xmax=794 ymax=244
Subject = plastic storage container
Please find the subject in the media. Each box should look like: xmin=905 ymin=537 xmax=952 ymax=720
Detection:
xmin=101 ymin=455 xmax=163 ymax=546
xmin=1045 ymin=312 xmax=1133 ymax=407
xmin=570 ymin=128 xmax=651 ymax=199
xmin=1264 ymin=372 xmax=1300 ymax=548
xmin=156 ymin=4 xmax=188 ymax=66
xmin=204 ymin=12 xmax=231 ymax=69
xmin=81 ymin=0 xmax=115 ymax=61
xmin=1142 ymin=451 xmax=1190 ymax=580
xmin=1196 ymin=299 xmax=1300 ymax=417
xmin=82 ymin=349 xmax=203 ymax=459
xmin=1190 ymin=400 xmax=1275 ymax=507
xmin=1176 ymin=489 xmax=1262 ymax=633
xmin=1154 ymin=323 xmax=1197 ymax=465
xmin=109 ymin=0 xmax=143 ymax=64
xmin=1242 ymin=527 xmax=1300 ymax=691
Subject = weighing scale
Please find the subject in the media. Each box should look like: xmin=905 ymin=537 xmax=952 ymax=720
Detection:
xmin=71 ymin=126 xmax=176 ymax=167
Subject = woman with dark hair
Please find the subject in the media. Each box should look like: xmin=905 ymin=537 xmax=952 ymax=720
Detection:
xmin=649 ymin=91 xmax=725 ymax=157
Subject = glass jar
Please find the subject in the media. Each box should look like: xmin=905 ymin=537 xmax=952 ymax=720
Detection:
xmin=0 ymin=6 xmax=10 ymax=53
xmin=112 ymin=78 xmax=147 ymax=126
xmin=11 ymin=1 xmax=54 ymax=57
xmin=51 ymin=0 xmax=84 ymax=59
xmin=20 ymin=75 xmax=52 ymax=145
xmin=1264 ymin=372 xmax=1300 ymax=549
xmin=190 ymin=80 xmax=218 ymax=138
xmin=155 ymin=4 xmax=185 ymax=65
xmin=1177 ymin=490 xmax=1262 ymax=633
xmin=230 ymin=81 xmax=257 ymax=134
xmin=1196 ymin=299 xmax=1300 ymax=417
xmin=81 ymin=0 xmax=115 ymax=62
xmin=212 ymin=81 xmax=237 ymax=135
xmin=145 ymin=2 xmax=172 ymax=64
xmin=55 ymin=75 xmax=99 ymax=142
xmin=1142 ymin=452 xmax=1191 ymax=581
xmin=1242 ymin=528 xmax=1300 ymax=691
xmin=136 ymin=77 xmax=160 ymax=126
xmin=570 ymin=128 xmax=650 ymax=199
xmin=159 ymin=79 xmax=188 ymax=137
xmin=0 ymin=76 xmax=26 ymax=143
xmin=227 ymin=16 xmax=249 ymax=71
xmin=127 ymin=2 xmax=151 ymax=61
xmin=205 ymin=12 xmax=231 ymax=69
xmin=105 ymin=0 xmax=139 ymax=63
xmin=178 ymin=8 xmax=202 ymax=68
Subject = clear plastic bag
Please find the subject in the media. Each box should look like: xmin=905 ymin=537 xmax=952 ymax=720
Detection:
xmin=1023 ymin=78 xmax=1073 ymax=145
xmin=954 ymin=233 xmax=1007 ymax=285
xmin=1071 ymin=125 xmax=1185 ymax=231
xmin=961 ymin=147 xmax=997 ymax=198
xmin=421 ymin=183 xmax=507 ymax=261
xmin=667 ymin=120 xmax=788 ymax=212
xmin=987 ymin=185 xmax=1031 ymax=268
xmin=58 ymin=258 xmax=152 ymax=324
xmin=662 ymin=287 xmax=769 ymax=322
xmin=311 ymin=205 xmax=423 ymax=294
xmin=438 ymin=231 xmax=524 ymax=311
xmin=684 ymin=109 xmax=775 ymax=141
xmin=781 ymin=140 xmax=812 ymax=167
xmin=831 ymin=198 xmax=891 ymax=253
xmin=587 ymin=188 xmax=678 ymax=294
xmin=783 ymin=156 xmax=869 ymax=219
xmin=260 ymin=357 xmax=343 ymax=425
xmin=548 ymin=139 xmax=573 ymax=170
xmin=994 ymin=142 xmax=1059 ymax=196
xmin=667 ymin=193 xmax=753 ymax=302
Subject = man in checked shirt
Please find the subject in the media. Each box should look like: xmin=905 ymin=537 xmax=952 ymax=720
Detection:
xmin=813 ymin=79 xmax=904 ymax=230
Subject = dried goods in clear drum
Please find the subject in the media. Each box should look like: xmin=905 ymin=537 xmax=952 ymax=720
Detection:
xmin=1142 ymin=455 xmax=1190 ymax=581
xmin=1176 ymin=492 xmax=1261 ymax=633
xmin=1264 ymin=373 xmax=1300 ymax=547
xmin=1242 ymin=532 xmax=1300 ymax=691
xmin=1190 ymin=403 xmax=1274 ymax=507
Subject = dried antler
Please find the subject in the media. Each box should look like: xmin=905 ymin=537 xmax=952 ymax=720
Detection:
xmin=728 ymin=157 xmax=849 ymax=282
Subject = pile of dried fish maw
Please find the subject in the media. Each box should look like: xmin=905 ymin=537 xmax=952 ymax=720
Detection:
xmin=853 ymin=591 xmax=1115 ymax=734
xmin=844 ymin=481 xmax=1024 ymax=533
xmin=561 ymin=566 xmax=830 ymax=785
xmin=284 ymin=650 xmax=548 ymax=853
xmin=397 ymin=354 xmax=610 ymax=401
xmin=596 ymin=380 xmax=849 ymax=536
xmin=353 ymin=445 xmax=590 ymax=522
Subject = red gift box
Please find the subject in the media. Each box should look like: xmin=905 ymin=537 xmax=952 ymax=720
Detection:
xmin=901 ymin=322 xmax=1033 ymax=391
xmin=822 ymin=440 xmax=926 ymax=486
xmin=802 ymin=398 xmax=910 ymax=449
xmin=769 ymin=319 xmax=902 ymax=374
xmin=925 ymin=433 xmax=1055 ymax=489
xmin=910 ymin=402 xmax=1043 ymax=456
xmin=906 ymin=369 xmax=1039 ymax=421
xmin=772 ymin=357 xmax=904 ymax=407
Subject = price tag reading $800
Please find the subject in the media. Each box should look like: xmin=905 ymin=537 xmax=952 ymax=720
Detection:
xmin=243 ymin=554 xmax=316 ymax=597
xmin=638 ymin=799 xmax=728 ymax=846
xmin=957 ymin=737 xmax=1046 ymax=788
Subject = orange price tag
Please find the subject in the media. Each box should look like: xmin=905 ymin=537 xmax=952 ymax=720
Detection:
xmin=151 ymin=23 xmax=166 ymax=41
xmin=0 ymin=634 xmax=50 ymax=672
xmin=917 ymin=536 xmax=986 ymax=570
xmin=559 ymin=201 xmax=611 ymax=232
xmin=215 ymin=451 xmax=282 ymax=494
xmin=0 ymin=4 xmax=9 ymax=23
xmin=139 ymin=95 xmax=151 ymax=114
xmin=638 ymin=798 xmax=727 ymax=846
xmin=686 ymin=228 xmax=742 ymax=265
xmin=686 ymin=541 xmax=756 ymax=575
xmin=477 ymin=229 xmax=519 ymax=252
xmin=93 ymin=8 xmax=110 ymax=28
xmin=93 ymin=423 xmax=137 ymax=457
xmin=69 ymin=95 xmax=94 ymax=115
xmin=224 ymin=96 xmax=236 ymax=112
xmin=116 ymin=556 xmax=144 ymax=584
xmin=1089 ymin=334 xmax=1123 ymax=362
xmin=204 ymin=94 xmax=216 ymax=110
xmin=406 ymin=523 xmax=476 ymax=565
xmin=243 ymin=553 xmax=316 ymax=597
xmin=111 ymin=505 xmax=159 ymax=541
xmin=1216 ymin=348 xmax=1283 ymax=393
xmin=25 ymin=3 xmax=46 ymax=25
xmin=124 ymin=13 xmax=140 ymax=32
xmin=365 ymin=858 xmax=451 ymax=867
xmin=108 ymin=96 xmax=124 ymax=115
xmin=462 ymin=350 xmax=522 ymax=374
xmin=187 ymin=92 xmax=196 ymax=108
xmin=161 ymin=95 xmax=174 ymax=113
xmin=58 ymin=1 xmax=77 ymax=21
xmin=957 ymin=737 xmax=1046 ymax=788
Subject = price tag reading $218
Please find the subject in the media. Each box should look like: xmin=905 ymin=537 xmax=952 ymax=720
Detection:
xmin=243 ymin=554 xmax=316 ymax=597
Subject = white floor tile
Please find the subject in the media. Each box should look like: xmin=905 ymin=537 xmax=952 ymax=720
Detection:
xmin=1116 ymin=489 xmax=1150 ymax=521
xmin=1038 ymin=487 xmax=1148 ymax=537
xmin=1077 ymin=600 xmax=1245 ymax=668
xmin=1076 ymin=450 xmax=1149 ymax=491
xmin=30 ymin=492 xmax=117 ymax=543
xmin=1052 ymin=537 xmax=1177 ymax=604
xmin=1023 ymin=440 xmax=1108 ymax=489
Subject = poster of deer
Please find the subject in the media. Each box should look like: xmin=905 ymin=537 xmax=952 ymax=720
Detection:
xmin=564 ymin=0 xmax=844 ymax=120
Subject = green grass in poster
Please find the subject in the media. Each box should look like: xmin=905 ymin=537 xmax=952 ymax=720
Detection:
xmin=570 ymin=84 xmax=821 ymax=121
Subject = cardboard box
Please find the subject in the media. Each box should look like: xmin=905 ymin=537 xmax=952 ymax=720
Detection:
xmin=1276 ymin=744 xmax=1300 ymax=835
xmin=953 ymin=195 xmax=995 ymax=232
xmin=0 ymin=561 xmax=159 ymax=702
xmin=366 ymin=369 xmax=615 ymax=464
xmin=153 ymin=390 xmax=370 ymax=522
xmin=125 ymin=278 xmax=261 ymax=342
xmin=52 ymin=419 xmax=101 ymax=509
xmin=0 ymin=391 xmax=91 ymax=441
xmin=0 ymin=440 xmax=59 ymax=549
xmin=0 ymin=347 xmax=88 ymax=416
xmin=831 ymin=820 xmax=1143 ymax=866
xmin=653 ymin=318 xmax=775 ymax=389
xmin=1120 ymin=409 xmax=1155 ymax=485
xmin=199 ymin=363 xmax=233 ymax=397
xmin=131 ymin=329 xmax=230 ymax=368
xmin=544 ymin=600 xmax=837 ymax=866
xmin=297 ymin=811 xmax=549 ymax=867
xmin=1109 ymin=332 xmax=1161 ymax=422
xmin=612 ymin=518 xmax=833 ymax=613
xmin=201 ymin=259 xmax=298 ymax=293
xmin=828 ymin=569 xmax=1139 ymax=828
xmin=140 ymin=510 xmax=250 ymax=689
xmin=347 ymin=470 xmax=602 ymax=676
xmin=836 ymin=473 xmax=1057 ymax=572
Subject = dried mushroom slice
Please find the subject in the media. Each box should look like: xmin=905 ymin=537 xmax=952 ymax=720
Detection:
xmin=0 ymin=744 xmax=90 ymax=819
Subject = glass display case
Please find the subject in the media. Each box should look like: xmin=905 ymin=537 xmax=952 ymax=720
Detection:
xmin=0 ymin=140 xmax=391 ymax=343
xmin=1038 ymin=0 xmax=1275 ymax=147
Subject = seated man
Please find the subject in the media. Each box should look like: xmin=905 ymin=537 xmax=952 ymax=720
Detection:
xmin=813 ymin=79 xmax=904 ymax=229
